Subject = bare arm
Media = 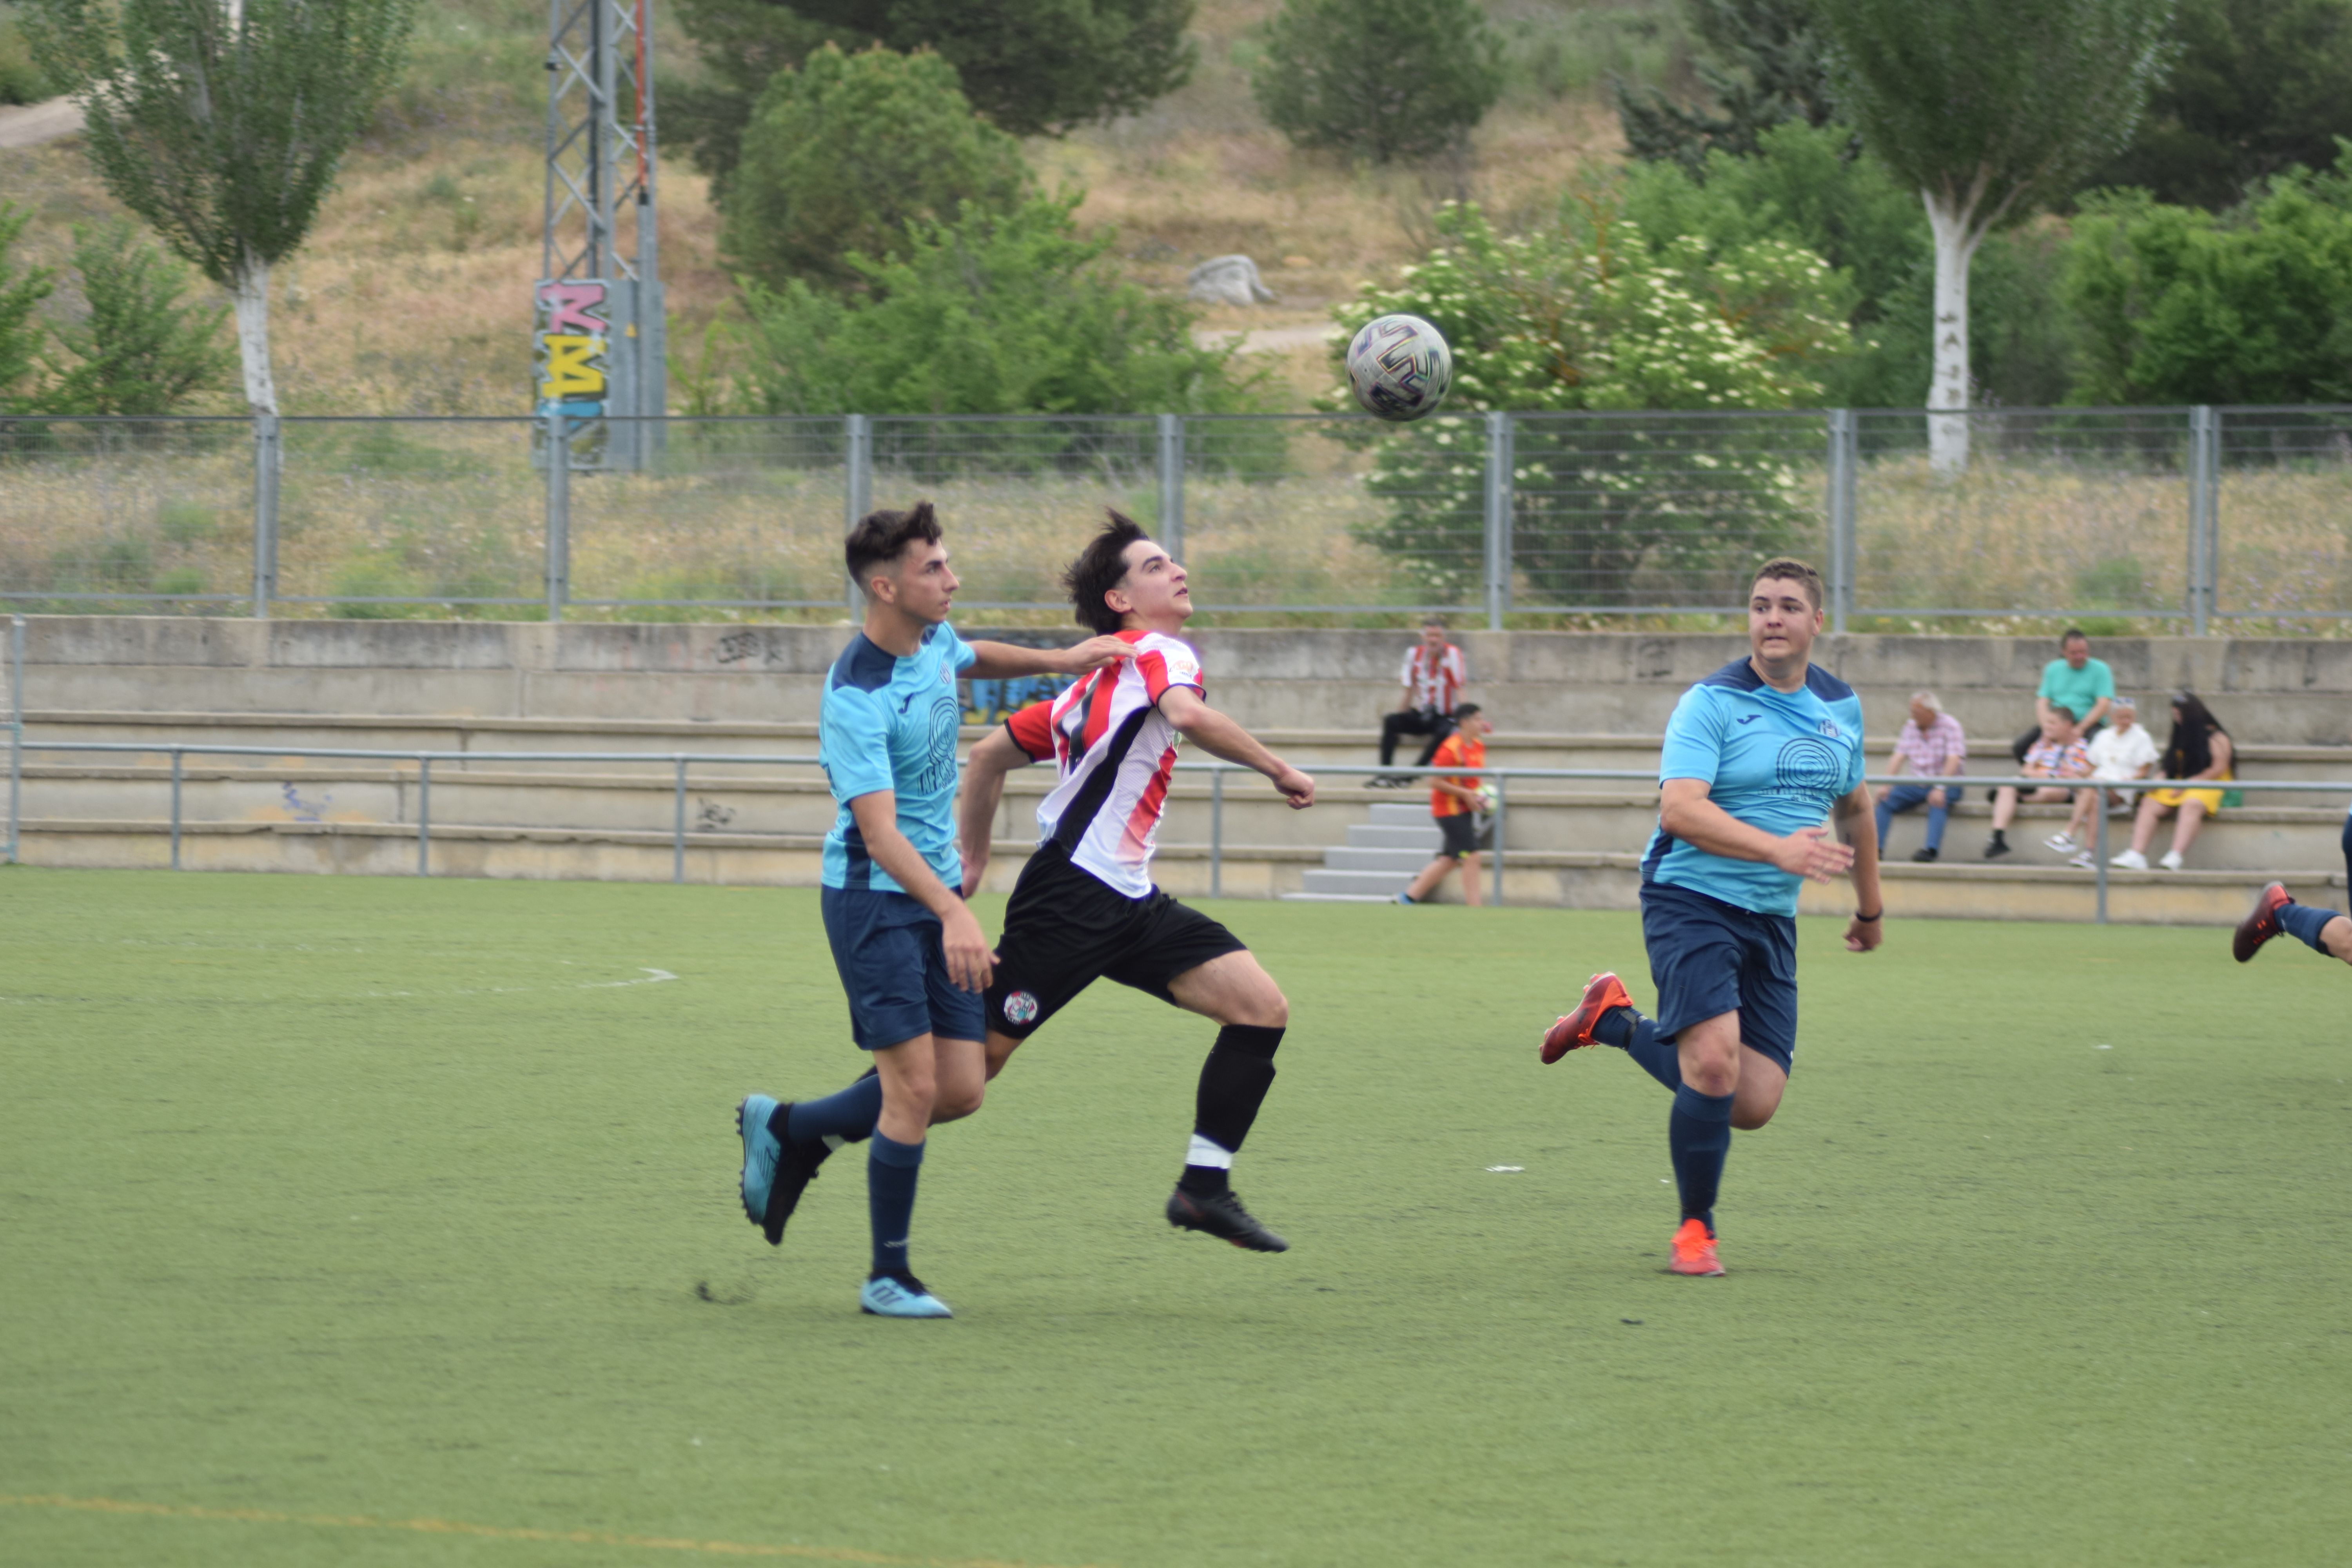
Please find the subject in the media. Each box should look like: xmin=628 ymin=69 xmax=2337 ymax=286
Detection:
xmin=2075 ymin=696 xmax=2112 ymax=739
xmin=1658 ymin=777 xmax=1853 ymax=882
xmin=1832 ymin=780 xmax=1884 ymax=953
xmin=956 ymin=725 xmax=1034 ymax=898
xmin=964 ymin=635 xmax=1132 ymax=681
xmin=1885 ymin=749 xmax=1911 ymax=779
xmin=1158 ymin=686 xmax=1314 ymax=809
xmin=2189 ymin=732 xmax=2233 ymax=781
xmin=847 ymin=790 xmax=993 ymax=993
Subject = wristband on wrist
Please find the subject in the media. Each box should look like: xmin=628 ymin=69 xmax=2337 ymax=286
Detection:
xmin=1855 ymin=909 xmax=1882 ymax=922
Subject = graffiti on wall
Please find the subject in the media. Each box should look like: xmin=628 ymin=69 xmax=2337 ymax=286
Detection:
xmin=535 ymin=279 xmax=610 ymax=419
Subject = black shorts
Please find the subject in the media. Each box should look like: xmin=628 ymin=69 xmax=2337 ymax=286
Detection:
xmin=984 ymin=843 xmax=1249 ymax=1038
xmin=1435 ymin=812 xmax=1480 ymax=859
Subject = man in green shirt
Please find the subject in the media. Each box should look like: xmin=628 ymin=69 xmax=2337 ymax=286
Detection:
xmin=2011 ymin=628 xmax=2115 ymax=763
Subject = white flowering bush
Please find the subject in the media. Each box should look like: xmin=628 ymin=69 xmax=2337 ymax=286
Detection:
xmin=1329 ymin=199 xmax=1854 ymax=605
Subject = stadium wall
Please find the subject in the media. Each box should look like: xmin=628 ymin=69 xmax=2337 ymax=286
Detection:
xmin=13 ymin=615 xmax=2352 ymax=744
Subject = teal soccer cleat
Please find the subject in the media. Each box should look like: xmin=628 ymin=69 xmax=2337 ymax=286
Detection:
xmin=859 ymin=1273 xmax=954 ymax=1319
xmin=736 ymin=1095 xmax=781 ymax=1233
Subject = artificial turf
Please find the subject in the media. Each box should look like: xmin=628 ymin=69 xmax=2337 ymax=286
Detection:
xmin=1 ymin=866 xmax=2347 ymax=1567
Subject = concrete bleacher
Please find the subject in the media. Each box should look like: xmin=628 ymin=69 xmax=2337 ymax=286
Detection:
xmin=8 ymin=617 xmax=2348 ymax=924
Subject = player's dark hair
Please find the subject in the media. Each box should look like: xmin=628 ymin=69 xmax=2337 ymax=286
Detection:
xmin=844 ymin=501 xmax=942 ymax=597
xmin=2062 ymin=627 xmax=2089 ymax=645
xmin=1751 ymin=557 xmax=1823 ymax=611
xmin=1063 ymin=509 xmax=1151 ymax=636
xmin=1421 ymin=615 xmax=1447 ymax=630
xmin=1452 ymin=702 xmax=1481 ymax=721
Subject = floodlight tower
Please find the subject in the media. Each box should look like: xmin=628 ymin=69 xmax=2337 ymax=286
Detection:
xmin=539 ymin=0 xmax=665 ymax=469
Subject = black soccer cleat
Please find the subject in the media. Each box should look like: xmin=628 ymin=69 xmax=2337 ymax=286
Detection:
xmin=1167 ymin=1187 xmax=1290 ymax=1252
xmin=759 ymin=1103 xmax=837 ymax=1246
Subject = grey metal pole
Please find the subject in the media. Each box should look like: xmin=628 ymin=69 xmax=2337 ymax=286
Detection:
xmin=1826 ymin=410 xmax=1855 ymax=635
xmin=673 ymin=753 xmax=687 ymax=884
xmin=1482 ymin=412 xmax=1511 ymax=631
xmin=170 ymin=748 xmax=183 ymax=870
xmin=2094 ymin=785 xmax=2110 ymax=924
xmin=250 ymin=412 xmax=279 ymax=618
xmin=5 ymin=612 xmax=20 ymax=866
xmin=1209 ymin=765 xmax=1223 ymax=898
xmin=844 ymin=413 xmax=872 ymax=609
xmin=1157 ymin=414 xmax=1185 ymax=563
xmin=544 ymin=409 xmax=570 ymax=622
xmin=417 ymin=757 xmax=433 ymax=877
xmin=2188 ymin=405 xmax=2218 ymax=634
xmin=1488 ymin=773 xmax=1506 ymax=905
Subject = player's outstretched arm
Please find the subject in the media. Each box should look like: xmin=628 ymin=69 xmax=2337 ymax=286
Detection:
xmin=846 ymin=790 xmax=994 ymax=992
xmin=956 ymin=725 xmax=1034 ymax=898
xmin=1156 ymin=687 xmax=1314 ymax=809
xmin=1658 ymin=779 xmax=1853 ymax=882
xmin=964 ymin=636 xmax=1133 ymax=680
xmin=1831 ymin=780 xmax=1884 ymax=952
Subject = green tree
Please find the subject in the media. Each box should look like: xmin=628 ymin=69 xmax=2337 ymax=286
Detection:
xmin=1329 ymin=200 xmax=1853 ymax=603
xmin=0 ymin=201 xmax=53 ymax=413
xmin=1251 ymin=0 xmax=1504 ymax=165
xmin=1815 ymin=0 xmax=2172 ymax=470
xmin=737 ymin=193 xmax=1263 ymax=417
xmin=2064 ymin=154 xmax=2352 ymax=403
xmin=38 ymin=220 xmax=234 ymax=415
xmin=0 ymin=4 xmax=53 ymax=104
xmin=21 ymin=0 xmax=418 ymax=414
xmin=2092 ymin=0 xmax=2352 ymax=210
xmin=720 ymin=45 xmax=1032 ymax=295
xmin=667 ymin=0 xmax=1194 ymax=199
xmin=1613 ymin=0 xmax=1841 ymax=173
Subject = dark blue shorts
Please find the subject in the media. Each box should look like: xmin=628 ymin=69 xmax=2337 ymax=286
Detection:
xmin=1639 ymin=880 xmax=1799 ymax=1074
xmin=821 ymin=885 xmax=987 ymax=1051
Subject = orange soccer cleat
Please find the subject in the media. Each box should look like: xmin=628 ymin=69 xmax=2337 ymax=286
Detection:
xmin=1668 ymin=1218 xmax=1724 ymax=1277
xmin=1541 ymin=972 xmax=1633 ymax=1063
xmin=2233 ymin=882 xmax=2293 ymax=964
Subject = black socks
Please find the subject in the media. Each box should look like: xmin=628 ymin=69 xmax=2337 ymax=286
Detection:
xmin=1180 ymin=1024 xmax=1283 ymax=1196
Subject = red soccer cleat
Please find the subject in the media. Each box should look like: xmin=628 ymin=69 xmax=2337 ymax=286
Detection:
xmin=1668 ymin=1218 xmax=1724 ymax=1277
xmin=1541 ymin=972 xmax=1633 ymax=1064
xmin=2233 ymin=882 xmax=2293 ymax=963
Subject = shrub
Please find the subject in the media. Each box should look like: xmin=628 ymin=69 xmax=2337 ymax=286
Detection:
xmin=1328 ymin=198 xmax=1853 ymax=604
xmin=0 ymin=200 xmax=52 ymax=412
xmin=39 ymin=220 xmax=235 ymax=416
xmin=1251 ymin=0 xmax=1504 ymax=165
xmin=720 ymin=44 xmax=1033 ymax=294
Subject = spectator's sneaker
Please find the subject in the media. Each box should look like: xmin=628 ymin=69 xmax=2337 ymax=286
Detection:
xmin=2158 ymin=849 xmax=2186 ymax=871
xmin=859 ymin=1273 xmax=953 ymax=1318
xmin=1365 ymin=773 xmax=1403 ymax=789
xmin=1910 ymin=846 xmax=1940 ymax=863
xmin=1167 ymin=1187 xmax=1290 ymax=1251
xmin=736 ymin=1095 xmax=782 ymax=1231
xmin=2234 ymin=882 xmax=2294 ymax=962
xmin=1668 ymin=1218 xmax=1724 ymax=1277
xmin=2068 ymin=851 xmax=2096 ymax=870
xmin=1542 ymin=971 xmax=1632 ymax=1063
xmin=1984 ymin=837 xmax=2011 ymax=860
xmin=2044 ymin=832 xmax=2078 ymax=853
xmin=2110 ymin=849 xmax=2149 ymax=870
xmin=1394 ymin=891 xmax=1416 ymax=906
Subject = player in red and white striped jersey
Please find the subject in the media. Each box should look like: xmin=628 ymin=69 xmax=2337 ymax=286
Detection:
xmin=958 ymin=512 xmax=1316 ymax=1252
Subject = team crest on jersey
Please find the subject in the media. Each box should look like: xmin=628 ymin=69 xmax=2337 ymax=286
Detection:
xmin=1001 ymin=990 xmax=1040 ymax=1025
xmin=1817 ymin=718 xmax=1842 ymax=739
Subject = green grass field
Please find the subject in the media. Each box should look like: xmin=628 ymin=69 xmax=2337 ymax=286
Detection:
xmin=3 ymin=867 xmax=2347 ymax=1566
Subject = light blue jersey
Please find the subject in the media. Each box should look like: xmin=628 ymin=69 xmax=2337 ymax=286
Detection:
xmin=1640 ymin=658 xmax=1867 ymax=917
xmin=820 ymin=623 xmax=976 ymax=894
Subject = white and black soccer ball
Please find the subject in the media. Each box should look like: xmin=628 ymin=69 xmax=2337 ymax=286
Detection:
xmin=1345 ymin=313 xmax=1453 ymax=422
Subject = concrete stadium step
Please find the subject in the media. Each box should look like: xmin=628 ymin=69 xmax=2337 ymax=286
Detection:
xmin=1323 ymin=847 xmax=1438 ymax=873
xmin=1348 ymin=824 xmax=1444 ymax=849
xmin=1298 ymin=869 xmax=1417 ymax=898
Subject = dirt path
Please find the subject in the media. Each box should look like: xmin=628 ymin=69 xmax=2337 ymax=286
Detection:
xmin=1192 ymin=322 xmax=1335 ymax=356
xmin=0 ymin=95 xmax=83 ymax=150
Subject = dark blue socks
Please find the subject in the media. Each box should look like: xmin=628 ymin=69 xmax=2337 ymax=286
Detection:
xmin=1594 ymin=1005 xmax=1683 ymax=1091
xmin=2280 ymin=902 xmax=2342 ymax=953
xmin=787 ymin=1071 xmax=883 ymax=1145
xmin=867 ymin=1131 xmax=924 ymax=1278
xmin=1668 ymin=1085 xmax=1734 ymax=1227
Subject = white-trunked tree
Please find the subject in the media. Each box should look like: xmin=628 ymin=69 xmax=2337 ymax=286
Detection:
xmin=1813 ymin=0 xmax=2172 ymax=474
xmin=21 ymin=0 xmax=418 ymax=416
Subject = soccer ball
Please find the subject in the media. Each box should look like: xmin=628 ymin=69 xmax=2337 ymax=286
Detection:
xmin=1474 ymin=784 xmax=1498 ymax=814
xmin=1345 ymin=313 xmax=1452 ymax=421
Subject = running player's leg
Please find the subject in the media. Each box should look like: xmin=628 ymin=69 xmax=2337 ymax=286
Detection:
xmin=2237 ymin=881 xmax=2352 ymax=966
xmin=1161 ymin=949 xmax=1291 ymax=1250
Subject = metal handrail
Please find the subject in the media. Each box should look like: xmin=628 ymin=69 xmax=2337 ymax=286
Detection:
xmin=17 ymin=740 xmax=2349 ymax=917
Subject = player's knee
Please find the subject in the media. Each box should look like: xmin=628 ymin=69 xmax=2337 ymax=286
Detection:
xmin=931 ymin=1082 xmax=985 ymax=1122
xmin=1242 ymin=982 xmax=1290 ymax=1029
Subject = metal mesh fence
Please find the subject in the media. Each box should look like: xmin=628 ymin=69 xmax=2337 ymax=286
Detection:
xmin=4 ymin=407 xmax=2350 ymax=628
xmin=0 ymin=418 xmax=254 ymax=612
xmin=2215 ymin=406 xmax=2352 ymax=628
xmin=1851 ymin=408 xmax=2194 ymax=623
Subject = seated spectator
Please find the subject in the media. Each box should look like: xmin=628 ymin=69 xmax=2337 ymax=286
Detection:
xmin=1397 ymin=705 xmax=1490 ymax=906
xmin=2112 ymin=692 xmax=2235 ymax=871
xmin=1985 ymin=707 xmax=2090 ymax=860
xmin=2049 ymin=692 xmax=2160 ymax=865
xmin=1372 ymin=617 xmax=1466 ymax=787
xmin=2012 ymin=628 xmax=2114 ymax=762
xmin=1875 ymin=690 xmax=1967 ymax=862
